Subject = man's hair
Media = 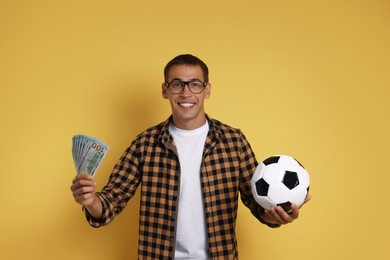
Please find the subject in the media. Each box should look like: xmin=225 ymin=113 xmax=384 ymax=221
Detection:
xmin=164 ymin=54 xmax=209 ymax=83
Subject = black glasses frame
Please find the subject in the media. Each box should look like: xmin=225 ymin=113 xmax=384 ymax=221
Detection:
xmin=163 ymin=80 xmax=208 ymax=94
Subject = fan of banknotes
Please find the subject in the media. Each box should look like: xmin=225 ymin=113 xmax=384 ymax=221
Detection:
xmin=72 ymin=134 xmax=109 ymax=176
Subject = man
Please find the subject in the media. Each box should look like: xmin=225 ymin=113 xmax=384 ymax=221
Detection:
xmin=71 ymin=54 xmax=310 ymax=259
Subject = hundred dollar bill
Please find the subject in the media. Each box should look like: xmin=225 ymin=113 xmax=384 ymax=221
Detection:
xmin=72 ymin=134 xmax=109 ymax=176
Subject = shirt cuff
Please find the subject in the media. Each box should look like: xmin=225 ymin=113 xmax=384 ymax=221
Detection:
xmin=83 ymin=193 xmax=109 ymax=228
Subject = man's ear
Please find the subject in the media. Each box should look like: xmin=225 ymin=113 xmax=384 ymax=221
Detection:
xmin=162 ymin=84 xmax=168 ymax=99
xmin=205 ymin=83 xmax=211 ymax=99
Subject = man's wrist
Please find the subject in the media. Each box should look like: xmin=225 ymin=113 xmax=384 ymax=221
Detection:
xmin=85 ymin=195 xmax=103 ymax=220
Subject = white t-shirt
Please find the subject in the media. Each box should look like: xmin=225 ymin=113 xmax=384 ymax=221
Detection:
xmin=169 ymin=121 xmax=209 ymax=260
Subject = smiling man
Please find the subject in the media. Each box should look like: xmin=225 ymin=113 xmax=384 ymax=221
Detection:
xmin=71 ymin=54 xmax=310 ymax=259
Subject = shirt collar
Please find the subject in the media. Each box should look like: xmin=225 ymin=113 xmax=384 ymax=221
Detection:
xmin=158 ymin=114 xmax=222 ymax=146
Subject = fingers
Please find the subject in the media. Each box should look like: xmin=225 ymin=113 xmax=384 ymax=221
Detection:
xmin=289 ymin=204 xmax=299 ymax=219
xmin=72 ymin=173 xmax=93 ymax=184
xmin=71 ymin=178 xmax=96 ymax=191
xmin=71 ymin=174 xmax=94 ymax=189
xmin=305 ymin=194 xmax=312 ymax=203
xmin=72 ymin=184 xmax=96 ymax=197
xmin=298 ymin=194 xmax=312 ymax=209
xmin=70 ymin=174 xmax=97 ymax=206
xmin=265 ymin=205 xmax=299 ymax=225
xmin=264 ymin=195 xmax=311 ymax=225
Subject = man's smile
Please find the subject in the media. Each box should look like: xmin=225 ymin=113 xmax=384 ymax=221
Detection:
xmin=177 ymin=102 xmax=195 ymax=108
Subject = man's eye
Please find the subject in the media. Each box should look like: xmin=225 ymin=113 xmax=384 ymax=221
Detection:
xmin=190 ymin=82 xmax=201 ymax=87
xmin=171 ymin=82 xmax=183 ymax=88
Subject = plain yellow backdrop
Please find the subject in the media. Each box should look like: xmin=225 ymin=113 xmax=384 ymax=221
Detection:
xmin=0 ymin=0 xmax=389 ymax=259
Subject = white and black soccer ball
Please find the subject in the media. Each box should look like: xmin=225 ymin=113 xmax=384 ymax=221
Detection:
xmin=251 ymin=155 xmax=310 ymax=212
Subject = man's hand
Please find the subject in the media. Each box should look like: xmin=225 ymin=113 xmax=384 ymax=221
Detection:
xmin=70 ymin=173 xmax=102 ymax=219
xmin=262 ymin=194 xmax=312 ymax=225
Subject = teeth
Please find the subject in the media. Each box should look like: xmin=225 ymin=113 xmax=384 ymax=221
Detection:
xmin=179 ymin=103 xmax=194 ymax=107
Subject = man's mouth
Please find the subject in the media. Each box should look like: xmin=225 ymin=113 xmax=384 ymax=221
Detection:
xmin=178 ymin=102 xmax=195 ymax=108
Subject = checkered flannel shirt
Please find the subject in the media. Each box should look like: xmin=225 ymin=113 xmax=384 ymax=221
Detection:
xmin=85 ymin=115 xmax=278 ymax=259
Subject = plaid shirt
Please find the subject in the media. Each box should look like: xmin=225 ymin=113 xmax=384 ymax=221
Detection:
xmin=85 ymin=115 xmax=277 ymax=259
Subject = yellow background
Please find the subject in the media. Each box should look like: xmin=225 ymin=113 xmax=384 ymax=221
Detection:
xmin=1 ymin=0 xmax=389 ymax=259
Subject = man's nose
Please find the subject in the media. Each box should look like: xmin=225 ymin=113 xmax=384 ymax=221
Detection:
xmin=180 ymin=84 xmax=192 ymax=96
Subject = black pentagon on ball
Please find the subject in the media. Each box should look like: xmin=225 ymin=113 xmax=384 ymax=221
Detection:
xmin=255 ymin=178 xmax=269 ymax=196
xmin=263 ymin=156 xmax=280 ymax=166
xmin=277 ymin=202 xmax=292 ymax=212
xmin=282 ymin=171 xmax=299 ymax=190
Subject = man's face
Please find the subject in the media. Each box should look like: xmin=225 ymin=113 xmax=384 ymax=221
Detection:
xmin=162 ymin=65 xmax=211 ymax=130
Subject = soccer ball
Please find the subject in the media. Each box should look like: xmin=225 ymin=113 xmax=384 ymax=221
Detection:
xmin=251 ymin=155 xmax=310 ymax=212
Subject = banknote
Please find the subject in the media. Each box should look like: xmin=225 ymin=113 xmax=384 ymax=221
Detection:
xmin=72 ymin=134 xmax=109 ymax=176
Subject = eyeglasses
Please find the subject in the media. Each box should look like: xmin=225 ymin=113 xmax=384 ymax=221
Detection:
xmin=163 ymin=80 xmax=208 ymax=94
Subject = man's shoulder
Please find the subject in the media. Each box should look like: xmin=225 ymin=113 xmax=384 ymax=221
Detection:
xmin=208 ymin=116 xmax=246 ymax=139
xmin=209 ymin=117 xmax=256 ymax=162
xmin=135 ymin=120 xmax=167 ymax=140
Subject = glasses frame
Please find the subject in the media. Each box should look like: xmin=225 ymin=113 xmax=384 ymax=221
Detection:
xmin=163 ymin=80 xmax=208 ymax=94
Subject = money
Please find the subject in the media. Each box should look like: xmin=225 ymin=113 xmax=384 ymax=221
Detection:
xmin=72 ymin=134 xmax=109 ymax=176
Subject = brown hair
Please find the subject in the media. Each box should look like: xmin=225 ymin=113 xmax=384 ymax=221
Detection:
xmin=164 ymin=54 xmax=209 ymax=83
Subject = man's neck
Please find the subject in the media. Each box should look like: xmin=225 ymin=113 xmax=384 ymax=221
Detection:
xmin=172 ymin=115 xmax=207 ymax=130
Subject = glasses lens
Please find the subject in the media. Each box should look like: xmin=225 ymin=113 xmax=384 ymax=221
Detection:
xmin=188 ymin=81 xmax=204 ymax=94
xmin=169 ymin=80 xmax=184 ymax=93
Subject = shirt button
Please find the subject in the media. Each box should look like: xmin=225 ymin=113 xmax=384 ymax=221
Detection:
xmin=173 ymin=192 xmax=178 ymax=197
xmin=171 ymin=216 xmax=175 ymax=221
xmin=170 ymin=237 xmax=174 ymax=242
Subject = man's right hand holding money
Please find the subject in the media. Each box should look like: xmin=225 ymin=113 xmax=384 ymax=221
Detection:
xmin=70 ymin=173 xmax=103 ymax=220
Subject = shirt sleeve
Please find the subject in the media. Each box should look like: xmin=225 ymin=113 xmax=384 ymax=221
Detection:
xmin=238 ymin=130 xmax=281 ymax=228
xmin=84 ymin=139 xmax=142 ymax=227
